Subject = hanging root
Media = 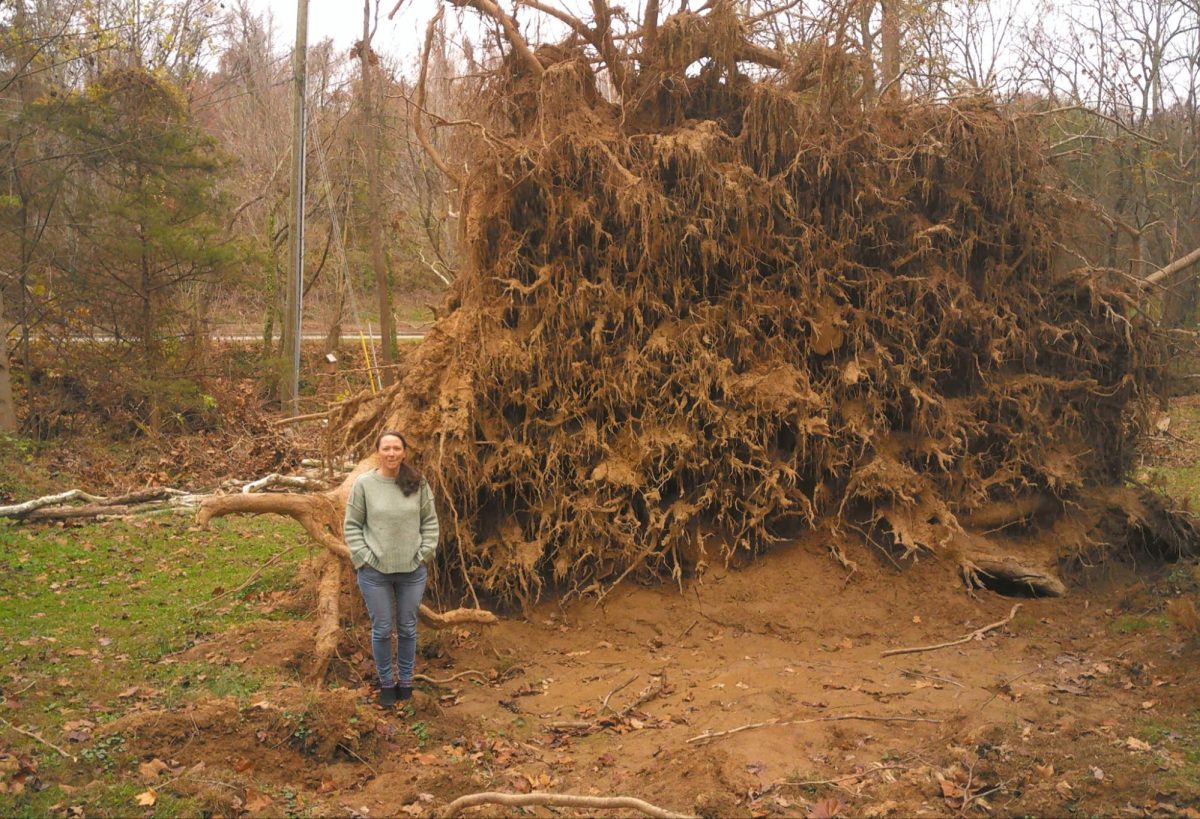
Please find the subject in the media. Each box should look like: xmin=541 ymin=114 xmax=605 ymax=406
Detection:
xmin=198 ymin=488 xmax=499 ymax=646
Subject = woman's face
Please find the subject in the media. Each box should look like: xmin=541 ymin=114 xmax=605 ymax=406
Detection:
xmin=377 ymin=434 xmax=406 ymax=471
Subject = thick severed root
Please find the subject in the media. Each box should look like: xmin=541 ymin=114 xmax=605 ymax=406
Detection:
xmin=198 ymin=490 xmax=499 ymax=633
xmin=198 ymin=492 xmax=350 ymax=560
xmin=309 ymin=551 xmax=343 ymax=682
xmin=961 ymin=554 xmax=1066 ymax=597
xmin=419 ymin=606 xmax=499 ymax=627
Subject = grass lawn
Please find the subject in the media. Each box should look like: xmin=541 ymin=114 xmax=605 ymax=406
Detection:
xmin=0 ymin=512 xmax=309 ymax=816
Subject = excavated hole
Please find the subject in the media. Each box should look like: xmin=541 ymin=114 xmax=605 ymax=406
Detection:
xmin=972 ymin=573 xmax=1058 ymax=599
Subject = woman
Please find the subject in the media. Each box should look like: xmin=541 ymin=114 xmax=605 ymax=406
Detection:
xmin=343 ymin=430 xmax=439 ymax=708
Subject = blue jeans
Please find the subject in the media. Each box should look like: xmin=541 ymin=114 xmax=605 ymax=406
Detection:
xmin=356 ymin=563 xmax=427 ymax=688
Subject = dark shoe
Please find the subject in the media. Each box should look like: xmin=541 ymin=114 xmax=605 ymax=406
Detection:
xmin=396 ymin=685 xmax=413 ymax=702
xmin=378 ymin=685 xmax=398 ymax=708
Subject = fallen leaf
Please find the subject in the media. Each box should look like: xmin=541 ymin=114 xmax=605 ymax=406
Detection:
xmin=1141 ymin=700 xmax=1158 ymax=710
xmin=862 ymin=801 xmax=899 ymax=818
xmin=233 ymin=757 xmax=253 ymax=773
xmin=118 ymin=687 xmax=140 ymax=699
xmin=244 ymin=788 xmax=273 ymax=812
xmin=808 ymin=797 xmax=843 ymax=819
xmin=134 ymin=789 xmax=156 ymax=807
xmin=1034 ymin=763 xmax=1055 ymax=781
xmin=1091 ymin=766 xmax=1104 ymax=781
xmin=1055 ymin=780 xmax=1073 ymax=798
xmin=1125 ymin=736 xmax=1153 ymax=752
xmin=940 ymin=780 xmax=965 ymax=799
xmin=137 ymin=759 xmax=169 ymax=783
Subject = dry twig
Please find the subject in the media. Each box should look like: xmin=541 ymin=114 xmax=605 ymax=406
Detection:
xmin=881 ymin=604 xmax=1022 ymax=658
xmin=0 ymin=715 xmax=77 ymax=762
xmin=687 ymin=714 xmax=941 ymax=745
xmin=415 ymin=670 xmax=490 ymax=685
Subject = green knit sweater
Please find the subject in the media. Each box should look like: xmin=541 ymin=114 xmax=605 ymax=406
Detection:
xmin=343 ymin=469 xmax=440 ymax=573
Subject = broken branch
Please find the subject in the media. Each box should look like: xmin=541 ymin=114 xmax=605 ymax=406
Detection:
xmin=1144 ymin=245 xmax=1200 ymax=287
xmin=413 ymin=6 xmax=464 ymax=189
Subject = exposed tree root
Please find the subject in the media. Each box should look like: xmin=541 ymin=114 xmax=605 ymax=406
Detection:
xmin=962 ymin=496 xmax=1060 ymax=531
xmin=310 ymin=551 xmax=344 ymax=682
xmin=199 ymin=491 xmax=349 ymax=560
xmin=0 ymin=715 xmax=77 ymax=762
xmin=961 ymin=555 xmax=1066 ymax=597
xmin=196 ymin=488 xmax=499 ymax=632
xmin=419 ymin=607 xmax=499 ymax=627
xmin=441 ymin=791 xmax=696 ymax=819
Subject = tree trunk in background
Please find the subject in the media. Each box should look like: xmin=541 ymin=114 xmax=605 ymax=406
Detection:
xmin=362 ymin=1 xmax=395 ymax=387
xmin=880 ymin=0 xmax=900 ymax=96
xmin=858 ymin=0 xmax=877 ymax=102
xmin=0 ymin=286 xmax=17 ymax=433
xmin=140 ymin=227 xmax=162 ymax=434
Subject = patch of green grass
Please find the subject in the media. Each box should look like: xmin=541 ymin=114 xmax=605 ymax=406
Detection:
xmin=1145 ymin=463 xmax=1200 ymax=507
xmin=0 ymin=514 xmax=307 ymax=813
xmin=151 ymin=660 xmax=266 ymax=708
xmin=1108 ymin=614 xmax=1171 ymax=634
xmin=0 ymin=777 xmax=202 ymax=818
xmin=395 ymin=305 xmax=435 ymax=325
xmin=1136 ymin=712 xmax=1200 ymax=793
xmin=0 ymin=433 xmax=44 ymax=501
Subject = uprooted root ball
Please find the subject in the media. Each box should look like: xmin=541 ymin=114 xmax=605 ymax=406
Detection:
xmin=330 ymin=46 xmax=1192 ymax=607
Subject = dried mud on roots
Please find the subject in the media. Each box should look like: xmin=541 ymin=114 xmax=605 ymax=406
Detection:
xmin=331 ymin=47 xmax=1195 ymax=607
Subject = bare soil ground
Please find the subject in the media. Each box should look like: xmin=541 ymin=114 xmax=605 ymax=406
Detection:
xmin=6 ymin=398 xmax=1200 ymax=819
xmin=107 ymin=536 xmax=1200 ymax=818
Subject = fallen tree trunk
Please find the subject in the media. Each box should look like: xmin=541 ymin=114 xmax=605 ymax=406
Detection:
xmin=0 ymin=488 xmax=188 ymax=520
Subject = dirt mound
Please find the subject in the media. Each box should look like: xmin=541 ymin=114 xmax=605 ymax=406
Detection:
xmin=65 ymin=534 xmax=1200 ymax=818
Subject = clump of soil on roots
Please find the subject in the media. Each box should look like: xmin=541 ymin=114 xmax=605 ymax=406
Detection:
xmin=331 ymin=34 xmax=1195 ymax=607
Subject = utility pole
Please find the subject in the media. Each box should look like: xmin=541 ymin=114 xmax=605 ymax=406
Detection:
xmin=283 ymin=0 xmax=309 ymax=415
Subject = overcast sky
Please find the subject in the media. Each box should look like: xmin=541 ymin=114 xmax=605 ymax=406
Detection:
xmin=242 ymin=0 xmax=440 ymax=62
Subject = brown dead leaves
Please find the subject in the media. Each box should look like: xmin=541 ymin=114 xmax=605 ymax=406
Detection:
xmin=0 ymin=752 xmax=38 ymax=795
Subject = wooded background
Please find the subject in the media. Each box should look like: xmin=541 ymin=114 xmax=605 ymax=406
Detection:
xmin=0 ymin=0 xmax=1197 ymax=440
